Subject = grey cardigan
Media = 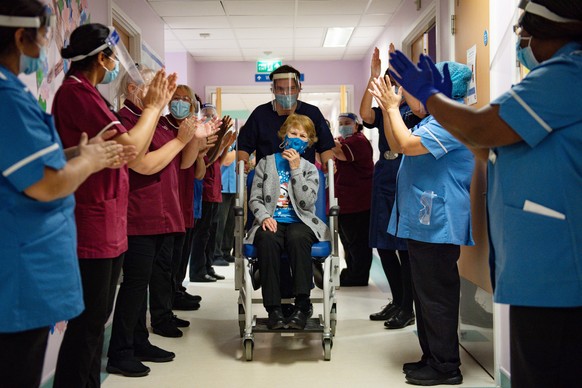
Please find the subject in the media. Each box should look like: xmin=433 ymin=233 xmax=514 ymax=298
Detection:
xmin=244 ymin=154 xmax=331 ymax=244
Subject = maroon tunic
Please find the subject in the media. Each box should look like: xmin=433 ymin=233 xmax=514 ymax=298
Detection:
xmin=119 ymin=101 xmax=185 ymax=235
xmin=335 ymin=131 xmax=374 ymax=214
xmin=53 ymin=71 xmax=129 ymax=259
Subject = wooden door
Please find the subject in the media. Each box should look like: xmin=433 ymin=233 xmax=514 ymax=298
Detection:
xmin=454 ymin=0 xmax=492 ymax=293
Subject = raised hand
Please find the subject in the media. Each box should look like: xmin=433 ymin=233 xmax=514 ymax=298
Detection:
xmin=88 ymin=129 xmax=137 ymax=168
xmin=142 ymin=68 xmax=168 ymax=111
xmin=77 ymin=133 xmax=125 ymax=172
xmin=281 ymin=148 xmax=300 ymax=170
xmin=418 ymin=54 xmax=452 ymax=99
xmin=368 ymin=75 xmax=402 ymax=112
xmin=388 ymin=50 xmax=439 ymax=106
xmin=371 ymin=47 xmax=381 ymax=78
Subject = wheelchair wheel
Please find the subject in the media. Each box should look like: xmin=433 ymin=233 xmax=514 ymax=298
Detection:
xmin=330 ymin=303 xmax=337 ymax=336
xmin=243 ymin=339 xmax=254 ymax=361
xmin=322 ymin=338 xmax=332 ymax=361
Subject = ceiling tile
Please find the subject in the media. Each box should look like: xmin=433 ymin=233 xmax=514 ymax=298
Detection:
xmin=348 ymin=36 xmax=374 ymax=47
xmin=235 ymin=28 xmax=293 ymax=39
xmin=193 ymin=56 xmax=244 ymax=61
xmin=165 ymin=40 xmax=186 ymax=51
xmin=294 ymin=27 xmax=325 ymax=39
xmin=148 ymin=1 xmax=224 ymax=17
xmin=241 ymin=48 xmax=293 ymax=58
xmin=359 ymin=14 xmax=391 ymax=27
xmin=295 ymin=47 xmax=345 ymax=56
xmin=344 ymin=46 xmax=369 ymax=55
xmin=295 ymin=15 xmax=359 ymax=28
xmin=222 ymin=1 xmax=295 ymax=16
xmin=351 ymin=26 xmax=385 ymax=38
xmin=298 ymin=1 xmax=368 ymax=15
xmin=163 ymin=16 xmax=230 ymax=29
xmin=172 ymin=28 xmax=235 ymax=40
xmin=293 ymin=55 xmax=343 ymax=61
xmin=229 ymin=15 xmax=294 ymax=28
xmin=238 ymin=39 xmax=293 ymax=49
xmin=367 ymin=0 xmax=402 ymax=14
xmin=294 ymin=38 xmax=323 ymax=48
xmin=182 ymin=39 xmax=239 ymax=49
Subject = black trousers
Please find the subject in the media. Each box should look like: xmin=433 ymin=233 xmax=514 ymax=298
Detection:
xmin=407 ymin=239 xmax=461 ymax=373
xmin=214 ymin=192 xmax=236 ymax=259
xmin=254 ymin=222 xmax=317 ymax=307
xmin=510 ymin=305 xmax=582 ymax=388
xmin=108 ymin=234 xmax=175 ymax=360
xmin=54 ymin=255 xmax=124 ymax=388
xmin=175 ymin=226 xmax=195 ymax=292
xmin=0 ymin=327 xmax=49 ymax=388
xmin=338 ymin=210 xmax=373 ymax=283
xmin=378 ymin=249 xmax=413 ymax=314
xmin=190 ymin=201 xmax=218 ymax=279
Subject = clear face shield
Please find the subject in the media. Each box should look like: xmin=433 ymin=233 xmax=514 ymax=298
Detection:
xmin=338 ymin=113 xmax=358 ymax=138
xmin=200 ymin=104 xmax=217 ymax=122
xmin=68 ymin=26 xmax=144 ymax=86
xmin=271 ymin=73 xmax=300 ymax=111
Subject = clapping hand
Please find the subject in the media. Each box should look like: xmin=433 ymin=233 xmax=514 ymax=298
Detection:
xmin=89 ymin=129 xmax=137 ymax=168
xmin=388 ymin=50 xmax=439 ymax=106
xmin=368 ymin=75 xmax=402 ymax=112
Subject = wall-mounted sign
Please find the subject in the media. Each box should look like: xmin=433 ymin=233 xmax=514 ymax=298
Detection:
xmin=256 ymin=60 xmax=282 ymax=73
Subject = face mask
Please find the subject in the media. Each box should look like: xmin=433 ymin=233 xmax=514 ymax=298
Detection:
xmin=516 ymin=37 xmax=540 ymax=70
xmin=282 ymin=135 xmax=308 ymax=154
xmin=171 ymin=100 xmax=192 ymax=119
xmin=338 ymin=125 xmax=354 ymax=138
xmin=100 ymin=60 xmax=120 ymax=84
xmin=20 ymin=44 xmax=46 ymax=75
xmin=275 ymin=94 xmax=298 ymax=110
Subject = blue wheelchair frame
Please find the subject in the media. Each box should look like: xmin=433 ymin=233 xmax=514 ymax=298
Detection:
xmin=233 ymin=159 xmax=340 ymax=361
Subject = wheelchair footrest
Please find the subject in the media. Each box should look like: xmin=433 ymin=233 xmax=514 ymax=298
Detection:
xmin=253 ymin=317 xmax=324 ymax=333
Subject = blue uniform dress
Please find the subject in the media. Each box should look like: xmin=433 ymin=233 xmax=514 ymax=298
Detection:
xmin=0 ymin=66 xmax=83 ymax=333
xmin=388 ymin=115 xmax=474 ymax=246
xmin=364 ymin=105 xmax=421 ymax=250
xmin=489 ymin=42 xmax=582 ymax=308
xmin=238 ymin=101 xmax=335 ymax=164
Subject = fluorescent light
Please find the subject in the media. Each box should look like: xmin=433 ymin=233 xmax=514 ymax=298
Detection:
xmin=323 ymin=27 xmax=354 ymax=47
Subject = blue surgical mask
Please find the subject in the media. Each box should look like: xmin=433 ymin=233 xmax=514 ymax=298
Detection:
xmin=170 ymin=100 xmax=192 ymax=119
xmin=516 ymin=37 xmax=539 ymax=70
xmin=282 ymin=135 xmax=308 ymax=154
xmin=338 ymin=125 xmax=354 ymax=138
xmin=20 ymin=44 xmax=46 ymax=75
xmin=100 ymin=60 xmax=120 ymax=84
xmin=275 ymin=94 xmax=298 ymax=110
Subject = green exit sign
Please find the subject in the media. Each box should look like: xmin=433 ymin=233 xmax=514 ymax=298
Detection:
xmin=257 ymin=60 xmax=282 ymax=73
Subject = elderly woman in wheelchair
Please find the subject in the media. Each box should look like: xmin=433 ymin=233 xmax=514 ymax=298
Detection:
xmin=244 ymin=114 xmax=331 ymax=330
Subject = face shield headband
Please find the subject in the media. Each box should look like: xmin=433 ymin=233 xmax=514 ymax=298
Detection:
xmin=0 ymin=10 xmax=56 ymax=29
xmin=67 ymin=26 xmax=144 ymax=85
xmin=338 ymin=113 xmax=359 ymax=124
xmin=518 ymin=1 xmax=579 ymax=24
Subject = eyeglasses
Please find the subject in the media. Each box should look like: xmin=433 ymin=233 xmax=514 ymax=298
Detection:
xmin=172 ymin=96 xmax=192 ymax=102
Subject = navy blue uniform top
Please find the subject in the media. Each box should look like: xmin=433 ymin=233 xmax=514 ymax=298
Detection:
xmin=238 ymin=100 xmax=335 ymax=163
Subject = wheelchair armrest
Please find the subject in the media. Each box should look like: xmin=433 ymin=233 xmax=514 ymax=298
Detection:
xmin=328 ymin=205 xmax=340 ymax=217
xmin=233 ymin=205 xmax=244 ymax=217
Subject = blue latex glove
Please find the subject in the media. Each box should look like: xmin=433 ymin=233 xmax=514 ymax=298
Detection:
xmin=418 ymin=54 xmax=453 ymax=99
xmin=388 ymin=50 xmax=439 ymax=106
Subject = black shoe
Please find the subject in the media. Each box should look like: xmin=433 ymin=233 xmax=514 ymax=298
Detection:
xmin=281 ymin=303 xmax=295 ymax=318
xmin=106 ymin=358 xmax=150 ymax=377
xmin=213 ymin=257 xmax=230 ymax=266
xmin=403 ymin=359 xmax=428 ymax=374
xmin=173 ymin=295 xmax=200 ymax=311
xmin=208 ymin=272 xmax=225 ymax=280
xmin=175 ymin=291 xmax=202 ymax=303
xmin=267 ymin=308 xmax=286 ymax=330
xmin=286 ymin=309 xmax=309 ymax=330
xmin=369 ymin=302 xmax=400 ymax=321
xmin=384 ymin=309 xmax=415 ymax=329
xmin=171 ymin=315 xmax=190 ymax=327
xmin=152 ymin=322 xmax=183 ymax=338
xmin=134 ymin=344 xmax=175 ymax=363
xmin=405 ymin=365 xmax=462 ymax=386
xmin=223 ymin=255 xmax=235 ymax=263
xmin=190 ymin=274 xmax=216 ymax=282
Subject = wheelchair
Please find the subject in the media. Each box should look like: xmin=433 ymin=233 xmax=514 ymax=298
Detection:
xmin=233 ymin=159 xmax=340 ymax=361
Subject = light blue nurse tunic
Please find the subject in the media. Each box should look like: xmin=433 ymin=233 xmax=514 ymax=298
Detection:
xmin=489 ymin=42 xmax=582 ymax=308
xmin=388 ymin=115 xmax=474 ymax=247
xmin=0 ymin=65 xmax=84 ymax=333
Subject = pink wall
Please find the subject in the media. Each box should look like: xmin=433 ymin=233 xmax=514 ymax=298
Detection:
xmin=114 ymin=0 xmax=165 ymax=60
xmin=192 ymin=60 xmax=366 ymax=110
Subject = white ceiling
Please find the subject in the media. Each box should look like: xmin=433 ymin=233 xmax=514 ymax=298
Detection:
xmin=148 ymin=0 xmax=403 ymax=62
